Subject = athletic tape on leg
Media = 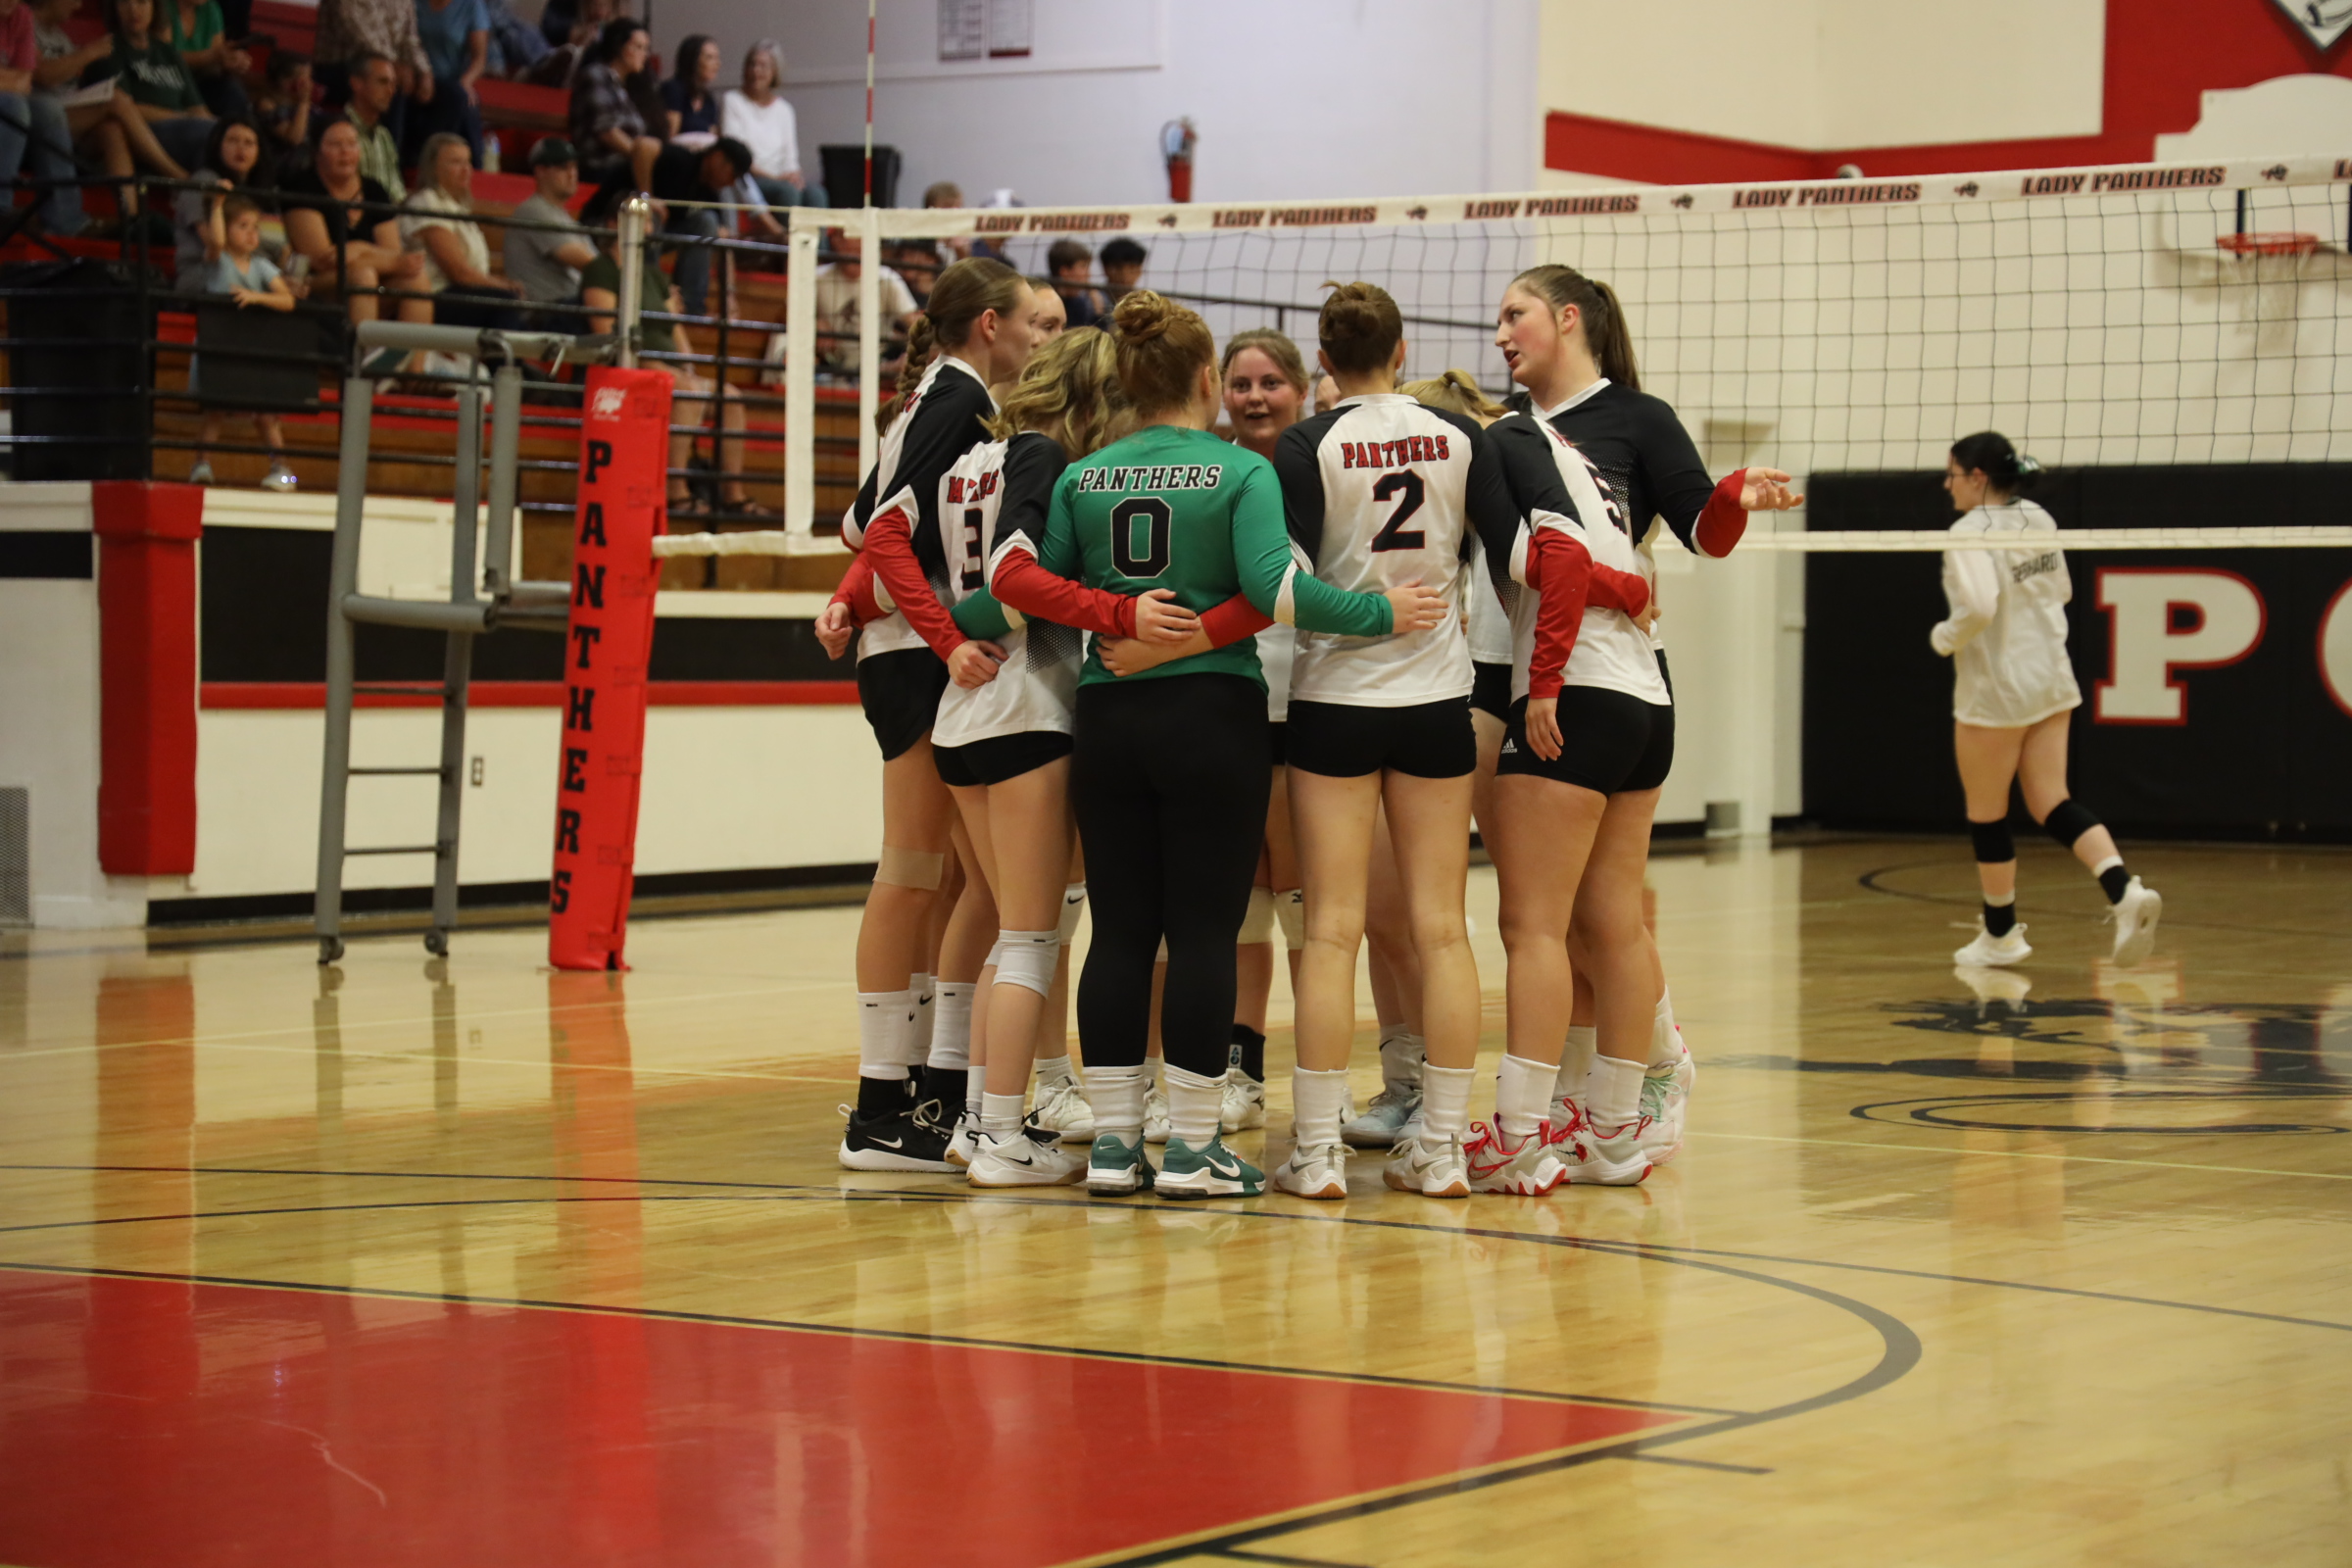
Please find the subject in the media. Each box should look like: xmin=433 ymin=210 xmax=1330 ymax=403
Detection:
xmin=1968 ymin=819 xmax=2015 ymax=864
xmin=548 ymin=365 xmax=672 ymax=972
xmin=1274 ymin=888 xmax=1305 ymax=951
xmin=2042 ymin=799 xmax=2101 ymax=850
xmin=993 ymin=930 xmax=1059 ymax=998
xmin=1239 ymin=886 xmax=1274 ymax=944
xmin=875 ymin=846 xmax=946 ymax=890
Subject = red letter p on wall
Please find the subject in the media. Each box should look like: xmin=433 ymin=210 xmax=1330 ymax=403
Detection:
xmin=2095 ymin=568 xmax=2266 ymax=725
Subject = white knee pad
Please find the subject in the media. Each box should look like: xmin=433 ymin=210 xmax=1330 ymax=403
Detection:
xmin=1057 ymin=881 xmax=1087 ymax=945
xmin=994 ymin=930 xmax=1060 ymax=997
xmin=1274 ymin=887 xmax=1305 ymax=952
xmin=1239 ymin=886 xmax=1275 ymax=944
xmin=984 ymin=935 xmax=1009 ymax=972
xmin=874 ymin=846 xmax=945 ymax=891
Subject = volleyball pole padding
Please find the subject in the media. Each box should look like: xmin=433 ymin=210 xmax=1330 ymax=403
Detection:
xmin=549 ymin=366 xmax=671 ymax=971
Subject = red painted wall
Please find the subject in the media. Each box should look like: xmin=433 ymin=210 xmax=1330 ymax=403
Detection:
xmin=1545 ymin=0 xmax=2352 ymax=183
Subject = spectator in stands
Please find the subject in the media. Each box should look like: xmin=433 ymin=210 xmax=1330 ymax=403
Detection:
xmin=535 ymin=0 xmax=572 ymax=48
xmin=720 ymin=39 xmax=821 ymax=212
xmin=340 ymin=49 xmax=405 ymax=200
xmin=1024 ymin=273 xmax=1064 ymax=340
xmin=521 ymin=0 xmax=604 ymax=86
xmin=921 ymin=178 xmax=983 ymax=261
xmin=479 ymin=0 xmax=546 ymax=78
xmin=315 ymin=0 xmax=427 ymax=125
xmin=568 ymin=16 xmax=653 ymax=191
xmin=250 ymin=48 xmax=310 ymax=179
xmin=90 ymin=0 xmax=214 ymax=172
xmin=401 ymin=129 xmax=524 ymax=327
xmin=186 ymin=192 xmax=300 ymax=490
xmin=502 ymin=133 xmax=593 ymax=321
xmin=409 ymin=0 xmax=488 ymax=162
xmin=1100 ymin=235 xmax=1145 ymax=302
xmin=162 ymin=0 xmax=247 ymax=121
xmin=659 ymin=32 xmax=713 ymax=140
xmin=282 ymin=115 xmax=429 ymax=335
xmin=579 ymin=184 xmax=763 ymax=518
xmin=646 ymin=131 xmax=745 ymax=318
xmin=173 ymin=115 xmax=283 ymax=286
xmin=32 ymin=0 xmax=186 ymax=212
xmin=885 ymin=237 xmax=938 ymax=307
xmin=0 ymin=0 xmax=87 ymax=235
xmin=811 ymin=224 xmax=914 ymax=377
xmin=1045 ymin=237 xmax=1106 ymax=329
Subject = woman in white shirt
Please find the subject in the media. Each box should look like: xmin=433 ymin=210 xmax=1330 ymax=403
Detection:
xmin=721 ymin=40 xmax=827 ymax=211
xmin=1936 ymin=430 xmax=2161 ymax=968
xmin=400 ymin=132 xmax=525 ymax=330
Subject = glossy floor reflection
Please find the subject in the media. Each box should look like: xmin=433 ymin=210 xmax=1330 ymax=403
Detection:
xmin=2 ymin=837 xmax=2347 ymax=1568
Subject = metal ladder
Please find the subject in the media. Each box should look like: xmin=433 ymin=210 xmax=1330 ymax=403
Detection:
xmin=312 ymin=320 xmax=594 ymax=964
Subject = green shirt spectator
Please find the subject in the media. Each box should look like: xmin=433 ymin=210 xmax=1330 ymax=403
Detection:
xmin=579 ymin=248 xmax=674 ymax=354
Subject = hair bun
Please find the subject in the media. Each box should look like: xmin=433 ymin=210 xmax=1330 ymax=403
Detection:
xmin=2013 ymin=455 xmax=2042 ymax=478
xmin=1112 ymin=290 xmax=1176 ymax=344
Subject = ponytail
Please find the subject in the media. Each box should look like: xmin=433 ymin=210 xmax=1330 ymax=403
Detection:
xmin=1316 ymin=279 xmax=1403 ymax=376
xmin=877 ymin=256 xmax=1025 ymax=432
xmin=1509 ymin=264 xmax=1640 ymax=393
xmin=1399 ymin=368 xmax=1509 ymax=422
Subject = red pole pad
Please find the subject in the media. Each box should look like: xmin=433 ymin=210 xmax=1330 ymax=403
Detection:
xmin=93 ymin=481 xmax=203 ymax=877
xmin=548 ymin=367 xmax=672 ymax=971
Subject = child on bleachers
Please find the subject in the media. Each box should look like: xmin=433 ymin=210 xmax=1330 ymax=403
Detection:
xmin=186 ymin=193 xmax=299 ymax=490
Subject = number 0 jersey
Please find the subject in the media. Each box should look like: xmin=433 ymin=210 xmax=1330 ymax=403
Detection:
xmin=1273 ymin=394 xmax=1516 ymax=708
xmin=929 ymin=431 xmax=1082 ymax=746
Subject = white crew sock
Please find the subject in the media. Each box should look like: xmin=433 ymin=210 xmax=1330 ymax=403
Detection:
xmin=930 ymin=981 xmax=974 ymax=1072
xmin=1585 ymin=1054 xmax=1644 ymax=1133
xmin=1420 ymin=1063 xmax=1476 ymax=1141
xmin=1648 ymin=988 xmax=1680 ymax=1071
xmin=1494 ymin=1053 xmax=1554 ymax=1139
xmin=1554 ymin=1025 xmax=1596 ymax=1119
xmin=856 ymin=990 xmax=915 ymax=1080
xmin=1377 ymin=1030 xmax=1426 ymax=1094
xmin=1035 ymin=1053 xmax=1076 ymax=1086
xmin=965 ymin=1066 xmax=986 ymax=1116
xmin=1164 ymin=1063 xmax=1224 ymax=1146
xmin=980 ymin=1090 xmax=1026 ymax=1140
xmin=1291 ymin=1066 xmax=1349 ymax=1150
xmin=1144 ymin=1055 xmax=1164 ymax=1089
xmin=908 ymin=972 xmax=936 ymax=1063
xmin=1085 ymin=1065 xmax=1146 ymax=1139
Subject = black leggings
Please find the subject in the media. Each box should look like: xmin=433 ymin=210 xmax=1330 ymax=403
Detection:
xmin=1072 ymin=673 xmax=1271 ymax=1077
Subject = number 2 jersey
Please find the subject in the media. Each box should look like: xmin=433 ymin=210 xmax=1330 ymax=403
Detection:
xmin=930 ymin=431 xmax=1084 ymax=746
xmin=1273 ymin=393 xmax=1518 ymax=708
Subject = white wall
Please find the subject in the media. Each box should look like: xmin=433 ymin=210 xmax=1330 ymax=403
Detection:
xmin=1538 ymin=0 xmax=2104 ymax=154
xmin=655 ymin=0 xmax=1542 ymax=207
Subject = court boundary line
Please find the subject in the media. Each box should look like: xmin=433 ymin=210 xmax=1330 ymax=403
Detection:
xmin=1854 ymin=855 xmax=2352 ymax=941
xmin=1689 ymin=1127 xmax=2352 ymax=1180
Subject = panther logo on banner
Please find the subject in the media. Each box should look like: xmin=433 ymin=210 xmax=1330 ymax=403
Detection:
xmin=2273 ymin=0 xmax=2352 ymax=52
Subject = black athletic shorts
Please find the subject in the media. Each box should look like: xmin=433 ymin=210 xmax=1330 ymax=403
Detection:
xmin=1496 ymin=688 xmax=1674 ymax=794
xmin=1471 ymin=661 xmax=1513 ymax=722
xmin=856 ymin=647 xmax=949 ymax=763
xmin=1267 ymin=720 xmax=1288 ymax=765
xmin=1286 ymin=697 xmax=1477 ymax=780
xmin=933 ymin=729 xmax=1073 ymax=788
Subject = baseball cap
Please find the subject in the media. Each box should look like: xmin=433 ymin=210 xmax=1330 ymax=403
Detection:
xmin=529 ymin=137 xmax=578 ymax=169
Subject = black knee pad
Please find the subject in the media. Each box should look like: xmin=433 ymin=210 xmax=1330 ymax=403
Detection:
xmin=2042 ymin=799 xmax=2101 ymax=850
xmin=1968 ymin=818 xmax=2016 ymax=864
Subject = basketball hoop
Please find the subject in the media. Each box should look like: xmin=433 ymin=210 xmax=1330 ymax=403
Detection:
xmin=2216 ymin=232 xmax=2320 ymax=257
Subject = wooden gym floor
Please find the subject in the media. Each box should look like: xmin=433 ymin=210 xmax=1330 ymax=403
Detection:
xmin=1 ymin=836 xmax=2346 ymax=1567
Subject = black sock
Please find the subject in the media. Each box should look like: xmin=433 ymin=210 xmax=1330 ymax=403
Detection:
xmin=1984 ymin=900 xmax=2017 ymax=938
xmin=915 ymin=1063 xmax=963 ymax=1110
xmin=2098 ymin=864 xmax=2132 ymax=905
xmin=856 ymin=1073 xmax=907 ymax=1117
xmin=1231 ymin=1023 xmax=1266 ymax=1083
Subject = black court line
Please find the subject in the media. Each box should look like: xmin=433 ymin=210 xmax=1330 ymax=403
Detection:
xmin=1616 ymin=1452 xmax=1774 ymax=1474
xmin=1210 ymin=1549 xmax=1376 ymax=1567
xmin=11 ymin=1161 xmax=2350 ymax=1335
xmin=1850 ymin=1088 xmax=2349 ymax=1136
xmin=1855 ymin=857 xmax=2352 ymax=942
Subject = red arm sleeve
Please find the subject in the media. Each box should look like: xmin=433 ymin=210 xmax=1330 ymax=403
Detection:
xmin=863 ymin=500 xmax=967 ymax=660
xmin=1581 ymin=562 xmax=1650 ymax=619
xmin=1693 ymin=468 xmax=1748 ymax=559
xmin=1199 ymin=592 xmax=1273 ymax=649
xmin=1523 ymin=527 xmax=1596 ymax=702
xmin=990 ymin=545 xmax=1138 ymax=640
xmin=830 ymin=554 xmax=884 ymax=626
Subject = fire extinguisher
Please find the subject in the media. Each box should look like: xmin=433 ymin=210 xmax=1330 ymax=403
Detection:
xmin=1161 ymin=118 xmax=1197 ymax=203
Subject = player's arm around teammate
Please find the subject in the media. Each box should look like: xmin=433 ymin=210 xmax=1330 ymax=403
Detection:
xmin=824 ymin=258 xmax=1034 ymax=1173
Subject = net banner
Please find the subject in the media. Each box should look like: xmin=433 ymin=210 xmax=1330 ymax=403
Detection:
xmin=549 ymin=367 xmax=671 ymax=972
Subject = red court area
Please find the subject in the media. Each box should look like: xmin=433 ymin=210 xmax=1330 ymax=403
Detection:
xmin=0 ymin=1267 xmax=1679 ymax=1568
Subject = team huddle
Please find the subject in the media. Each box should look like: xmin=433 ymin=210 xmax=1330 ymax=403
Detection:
xmin=812 ymin=254 xmax=1803 ymax=1200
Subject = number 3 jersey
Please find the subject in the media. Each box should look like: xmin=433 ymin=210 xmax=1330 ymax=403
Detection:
xmin=930 ymin=430 xmax=1084 ymax=746
xmin=1272 ymin=394 xmax=1516 ymax=708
